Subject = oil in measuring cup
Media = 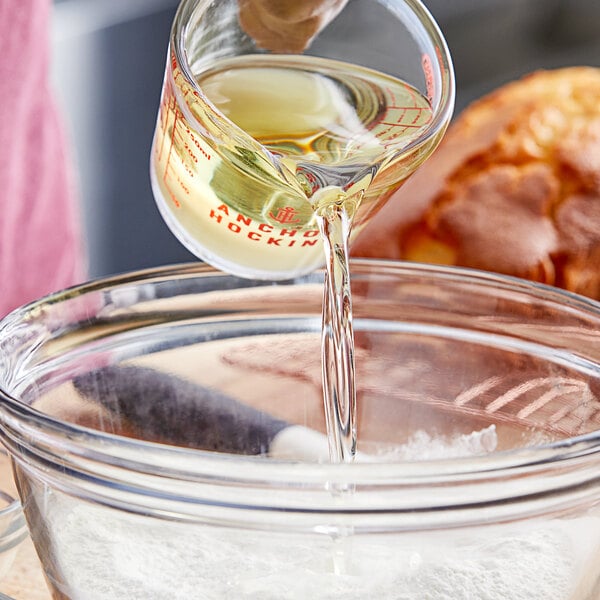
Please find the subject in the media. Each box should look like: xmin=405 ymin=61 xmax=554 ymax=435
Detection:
xmin=150 ymin=52 xmax=437 ymax=280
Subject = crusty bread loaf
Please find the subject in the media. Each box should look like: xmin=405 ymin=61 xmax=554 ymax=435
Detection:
xmin=352 ymin=67 xmax=600 ymax=300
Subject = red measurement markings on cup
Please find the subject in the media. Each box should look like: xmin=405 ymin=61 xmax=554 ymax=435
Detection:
xmin=156 ymin=90 xmax=182 ymax=207
xmin=178 ymin=80 xmax=213 ymax=166
xmin=156 ymin=79 xmax=214 ymax=209
xmin=368 ymin=85 xmax=432 ymax=148
xmin=422 ymin=53 xmax=435 ymax=102
xmin=156 ymin=91 xmax=174 ymax=163
xmin=185 ymin=129 xmax=211 ymax=164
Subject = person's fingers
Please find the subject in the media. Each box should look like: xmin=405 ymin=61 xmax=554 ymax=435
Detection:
xmin=254 ymin=0 xmax=346 ymax=23
xmin=238 ymin=0 xmax=348 ymax=53
xmin=238 ymin=0 xmax=321 ymax=53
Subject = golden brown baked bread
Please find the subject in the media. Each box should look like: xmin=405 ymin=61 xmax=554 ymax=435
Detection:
xmin=352 ymin=67 xmax=600 ymax=300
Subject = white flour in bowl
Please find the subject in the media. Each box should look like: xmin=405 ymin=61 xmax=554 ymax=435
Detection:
xmin=37 ymin=428 xmax=599 ymax=599
xmin=45 ymin=500 xmax=600 ymax=600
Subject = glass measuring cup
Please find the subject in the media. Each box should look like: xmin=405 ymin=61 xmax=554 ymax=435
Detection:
xmin=150 ymin=0 xmax=454 ymax=279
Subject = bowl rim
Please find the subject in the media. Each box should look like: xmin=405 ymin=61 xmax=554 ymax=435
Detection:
xmin=4 ymin=258 xmax=600 ymax=321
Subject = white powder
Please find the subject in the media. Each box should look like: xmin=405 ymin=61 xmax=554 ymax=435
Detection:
xmin=364 ymin=425 xmax=498 ymax=461
xmin=42 ymin=481 xmax=600 ymax=599
xmin=39 ymin=428 xmax=599 ymax=599
xmin=271 ymin=425 xmax=498 ymax=463
xmin=38 ymin=415 xmax=592 ymax=600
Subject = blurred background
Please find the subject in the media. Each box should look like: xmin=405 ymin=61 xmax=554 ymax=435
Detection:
xmin=51 ymin=0 xmax=600 ymax=278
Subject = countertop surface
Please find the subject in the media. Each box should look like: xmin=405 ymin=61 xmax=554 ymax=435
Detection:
xmin=1 ymin=453 xmax=50 ymax=600
xmin=1 ymin=539 xmax=50 ymax=600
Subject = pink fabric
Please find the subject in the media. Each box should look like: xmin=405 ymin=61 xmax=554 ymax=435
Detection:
xmin=0 ymin=0 xmax=86 ymax=317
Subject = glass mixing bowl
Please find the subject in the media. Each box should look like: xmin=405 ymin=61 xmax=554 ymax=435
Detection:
xmin=0 ymin=260 xmax=599 ymax=599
